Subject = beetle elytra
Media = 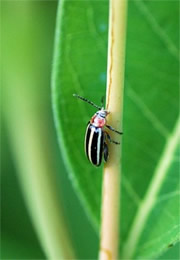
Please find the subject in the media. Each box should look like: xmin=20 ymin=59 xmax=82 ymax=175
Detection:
xmin=73 ymin=94 xmax=123 ymax=166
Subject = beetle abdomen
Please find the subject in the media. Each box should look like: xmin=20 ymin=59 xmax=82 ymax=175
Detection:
xmin=85 ymin=123 xmax=104 ymax=166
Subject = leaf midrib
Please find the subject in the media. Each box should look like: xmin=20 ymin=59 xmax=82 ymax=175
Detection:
xmin=122 ymin=117 xmax=180 ymax=258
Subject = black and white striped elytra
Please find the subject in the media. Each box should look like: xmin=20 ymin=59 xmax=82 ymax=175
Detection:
xmin=85 ymin=123 xmax=105 ymax=166
xmin=73 ymin=94 xmax=123 ymax=167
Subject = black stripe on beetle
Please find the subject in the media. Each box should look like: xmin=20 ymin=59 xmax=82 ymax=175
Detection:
xmin=73 ymin=94 xmax=123 ymax=167
xmin=85 ymin=124 xmax=104 ymax=166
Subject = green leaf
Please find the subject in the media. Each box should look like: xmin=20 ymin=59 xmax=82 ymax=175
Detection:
xmin=157 ymin=242 xmax=180 ymax=260
xmin=52 ymin=0 xmax=179 ymax=259
xmin=52 ymin=0 xmax=109 ymax=229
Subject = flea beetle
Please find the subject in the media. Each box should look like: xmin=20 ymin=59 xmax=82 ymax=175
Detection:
xmin=73 ymin=94 xmax=123 ymax=167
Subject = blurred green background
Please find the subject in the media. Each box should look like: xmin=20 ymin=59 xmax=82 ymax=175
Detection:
xmin=1 ymin=1 xmax=98 ymax=259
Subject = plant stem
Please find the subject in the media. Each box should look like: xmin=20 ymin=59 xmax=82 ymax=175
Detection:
xmin=99 ymin=0 xmax=127 ymax=259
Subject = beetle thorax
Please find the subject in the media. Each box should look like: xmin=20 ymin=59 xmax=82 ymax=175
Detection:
xmin=91 ymin=110 xmax=107 ymax=128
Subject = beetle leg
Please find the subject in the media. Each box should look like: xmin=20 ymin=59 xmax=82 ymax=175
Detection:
xmin=105 ymin=124 xmax=123 ymax=135
xmin=104 ymin=142 xmax=109 ymax=162
xmin=105 ymin=131 xmax=120 ymax=145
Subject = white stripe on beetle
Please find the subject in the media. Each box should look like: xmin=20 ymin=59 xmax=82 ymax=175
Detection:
xmin=97 ymin=129 xmax=102 ymax=165
xmin=88 ymin=126 xmax=95 ymax=164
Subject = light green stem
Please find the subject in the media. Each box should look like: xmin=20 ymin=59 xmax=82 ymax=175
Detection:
xmin=99 ymin=0 xmax=128 ymax=259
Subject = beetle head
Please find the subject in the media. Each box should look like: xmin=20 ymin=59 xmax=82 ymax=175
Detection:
xmin=96 ymin=109 xmax=109 ymax=118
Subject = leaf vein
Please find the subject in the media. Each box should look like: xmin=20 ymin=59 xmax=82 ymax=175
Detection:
xmin=156 ymin=190 xmax=180 ymax=204
xmin=122 ymin=117 xmax=180 ymax=259
xmin=137 ymin=224 xmax=180 ymax=252
xmin=135 ymin=0 xmax=179 ymax=61
xmin=122 ymin=175 xmax=141 ymax=206
xmin=127 ymin=86 xmax=170 ymax=138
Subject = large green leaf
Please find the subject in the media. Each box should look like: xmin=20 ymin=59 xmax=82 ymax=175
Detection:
xmin=52 ymin=0 xmax=179 ymax=258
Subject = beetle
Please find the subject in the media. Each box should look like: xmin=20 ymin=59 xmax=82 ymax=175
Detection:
xmin=73 ymin=94 xmax=123 ymax=166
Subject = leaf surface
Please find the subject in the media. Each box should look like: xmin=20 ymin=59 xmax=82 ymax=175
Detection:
xmin=52 ymin=0 xmax=179 ymax=258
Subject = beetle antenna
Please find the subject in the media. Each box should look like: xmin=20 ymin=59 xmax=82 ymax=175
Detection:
xmin=73 ymin=94 xmax=101 ymax=110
